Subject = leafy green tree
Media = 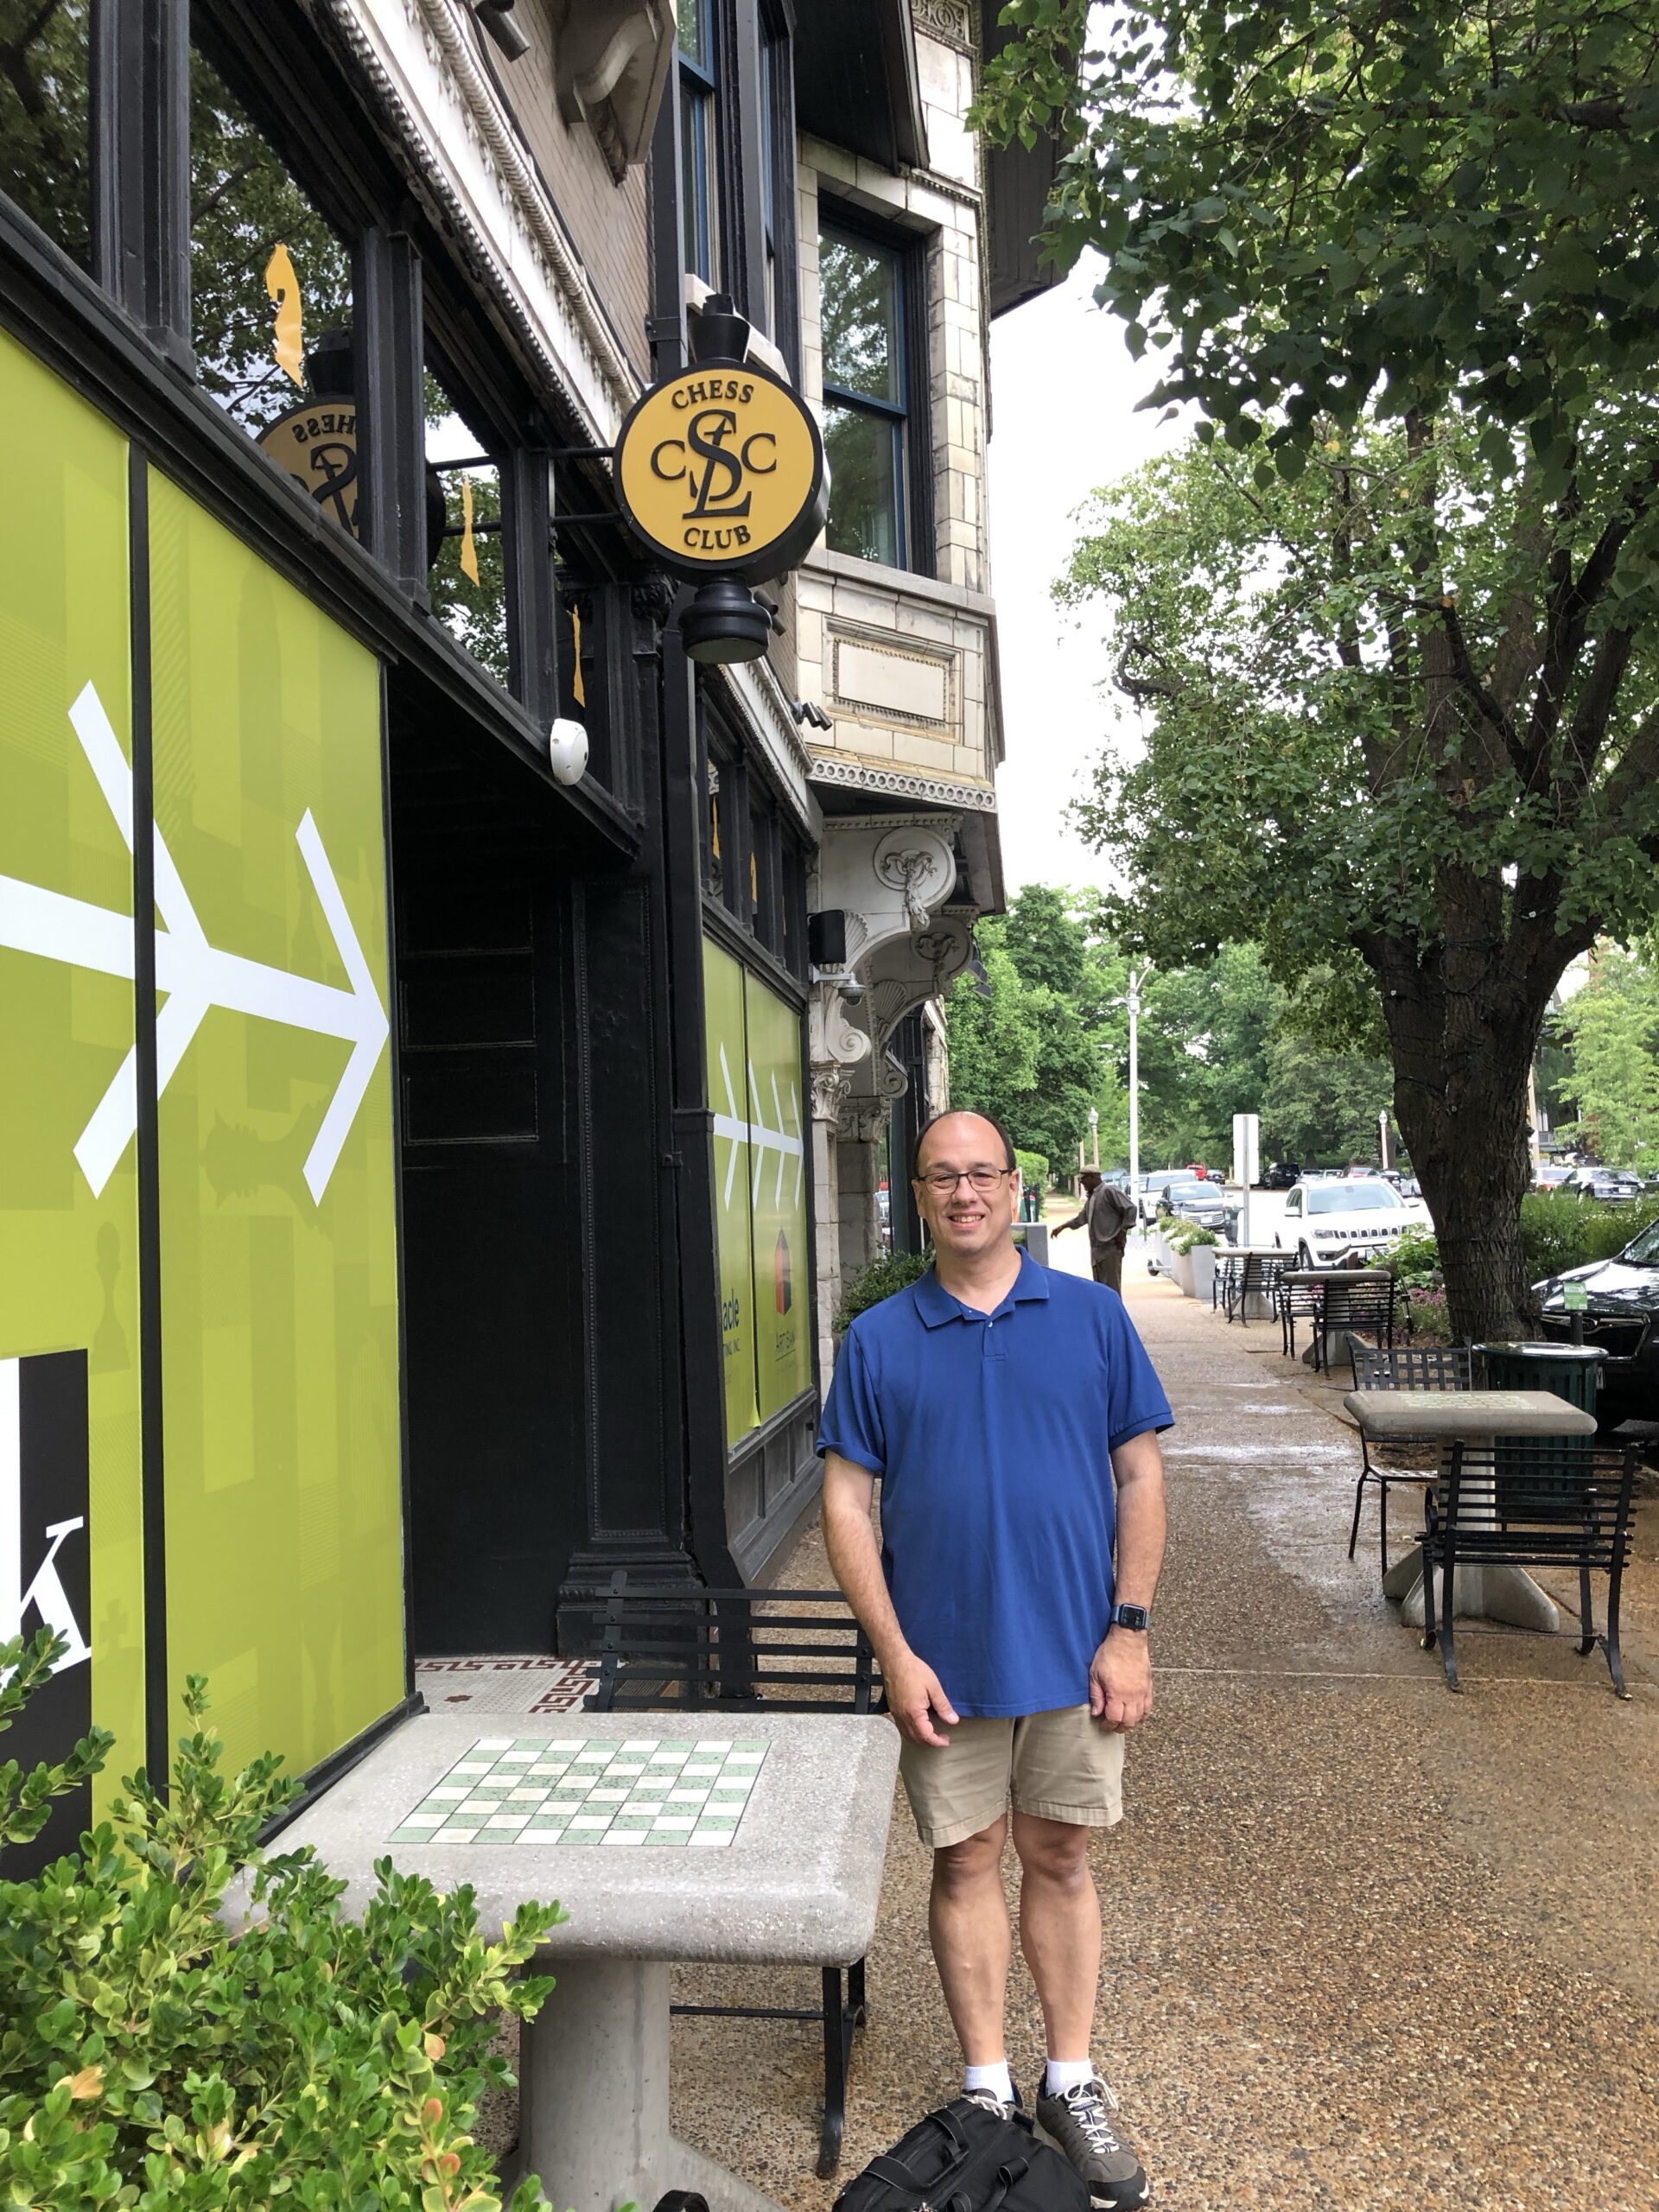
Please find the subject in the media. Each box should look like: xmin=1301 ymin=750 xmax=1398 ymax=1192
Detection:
xmin=1261 ymin=1032 xmax=1395 ymax=1166
xmin=1557 ymin=948 xmax=1659 ymax=1165
xmin=947 ymin=893 xmax=1111 ymax=1165
xmin=982 ymin=2 xmax=1659 ymax=1335
xmin=945 ymin=939 xmax=1046 ymax=1137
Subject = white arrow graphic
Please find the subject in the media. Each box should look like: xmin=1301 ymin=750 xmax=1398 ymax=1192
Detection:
xmin=0 ymin=682 xmax=389 ymax=1204
xmin=711 ymin=1042 xmax=803 ymax=1213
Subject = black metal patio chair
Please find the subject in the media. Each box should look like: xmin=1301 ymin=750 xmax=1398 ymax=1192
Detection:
xmin=1213 ymin=1253 xmax=1240 ymax=1315
xmin=1309 ymin=1273 xmax=1400 ymax=1375
xmin=1278 ymin=1272 xmax=1321 ymax=1358
xmin=1348 ymin=1343 xmax=1473 ymax=1571
xmin=584 ymin=1572 xmax=883 ymax=2177
xmin=1419 ymin=1440 xmax=1639 ymax=1695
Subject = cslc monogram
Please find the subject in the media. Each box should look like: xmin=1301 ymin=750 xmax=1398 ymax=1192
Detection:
xmin=648 ymin=375 xmax=778 ymax=549
xmin=615 ymin=359 xmax=826 ymax=582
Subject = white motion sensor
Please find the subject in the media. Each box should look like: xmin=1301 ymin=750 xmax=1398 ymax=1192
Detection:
xmin=547 ymin=716 xmax=589 ymax=786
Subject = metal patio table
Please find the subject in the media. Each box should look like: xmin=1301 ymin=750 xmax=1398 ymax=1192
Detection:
xmin=1343 ymin=1387 xmax=1598 ymax=1630
xmin=238 ymin=1708 xmax=898 ymax=2212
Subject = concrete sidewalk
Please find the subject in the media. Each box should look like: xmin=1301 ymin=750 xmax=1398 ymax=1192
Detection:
xmin=671 ymin=1255 xmax=1659 ymax=2211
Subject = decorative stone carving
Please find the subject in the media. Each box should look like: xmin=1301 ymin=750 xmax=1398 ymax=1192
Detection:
xmin=864 ymin=910 xmax=975 ymax=1068
xmin=836 ymin=1096 xmax=888 ymax=1145
xmin=550 ymin=0 xmax=675 ymax=178
xmin=809 ymin=979 xmax=871 ymax=1078
xmin=873 ymin=824 xmax=957 ymax=931
xmin=807 ymin=754 xmax=997 ymax=812
xmin=913 ymin=0 xmax=976 ymax=52
xmin=810 ymin=1065 xmax=853 ymax=1126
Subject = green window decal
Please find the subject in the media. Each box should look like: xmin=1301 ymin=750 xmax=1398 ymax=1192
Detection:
xmin=0 ymin=327 xmax=406 ymax=1804
xmin=702 ymin=938 xmax=810 ymax=1445
xmin=0 ymin=329 xmax=143 ymax=1814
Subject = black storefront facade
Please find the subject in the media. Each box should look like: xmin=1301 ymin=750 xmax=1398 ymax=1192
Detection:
xmin=0 ymin=0 xmax=829 ymax=1822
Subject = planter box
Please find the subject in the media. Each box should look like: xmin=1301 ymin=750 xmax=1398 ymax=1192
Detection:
xmin=1170 ymin=1248 xmax=1196 ymax=1297
xmin=1190 ymin=1244 xmax=1216 ymax=1304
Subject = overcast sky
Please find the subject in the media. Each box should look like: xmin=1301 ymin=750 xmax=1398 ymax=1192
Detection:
xmin=985 ymin=256 xmax=1187 ymax=900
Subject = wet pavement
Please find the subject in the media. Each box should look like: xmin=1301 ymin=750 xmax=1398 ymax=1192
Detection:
xmin=668 ymin=1243 xmax=1659 ymax=2211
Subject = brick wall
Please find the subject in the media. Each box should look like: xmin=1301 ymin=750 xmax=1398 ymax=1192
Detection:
xmin=493 ymin=2 xmax=652 ymax=384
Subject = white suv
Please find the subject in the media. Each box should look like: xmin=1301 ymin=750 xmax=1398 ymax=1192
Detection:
xmin=1274 ymin=1177 xmax=1423 ymax=1268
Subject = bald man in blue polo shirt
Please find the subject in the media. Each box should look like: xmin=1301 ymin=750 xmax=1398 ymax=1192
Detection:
xmin=820 ymin=1109 xmax=1170 ymax=2211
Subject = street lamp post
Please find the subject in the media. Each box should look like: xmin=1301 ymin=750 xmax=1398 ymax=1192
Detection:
xmin=1088 ymin=1103 xmax=1099 ymax=1169
xmin=1126 ymin=962 xmax=1153 ymax=1202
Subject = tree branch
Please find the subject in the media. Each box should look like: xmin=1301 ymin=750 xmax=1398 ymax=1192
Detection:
xmin=1113 ymin=630 xmax=1181 ymax=703
xmin=1436 ymin=595 xmax=1529 ymax=780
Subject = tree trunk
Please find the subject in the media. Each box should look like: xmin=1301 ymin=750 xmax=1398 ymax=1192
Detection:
xmin=1375 ymin=944 xmax=1543 ymax=1344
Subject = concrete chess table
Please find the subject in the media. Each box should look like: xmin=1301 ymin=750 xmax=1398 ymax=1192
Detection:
xmin=1344 ymin=1387 xmax=1598 ymax=1630
xmin=246 ymin=1708 xmax=898 ymax=2212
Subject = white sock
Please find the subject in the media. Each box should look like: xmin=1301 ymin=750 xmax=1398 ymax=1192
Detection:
xmin=963 ymin=2061 xmax=1014 ymax=2105
xmin=1044 ymin=2056 xmax=1095 ymax=2094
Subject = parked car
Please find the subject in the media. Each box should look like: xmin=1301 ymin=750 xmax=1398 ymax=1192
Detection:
xmin=1533 ymin=1163 xmax=1574 ymax=1192
xmin=1274 ymin=1176 xmax=1422 ymax=1268
xmin=1154 ymin=1179 xmax=1236 ymax=1236
xmin=1535 ymin=1214 xmax=1659 ymax=1423
xmin=1570 ymin=1166 xmax=1643 ymax=1203
xmin=1257 ymin=1160 xmax=1301 ymax=1190
xmin=1137 ymin=1169 xmax=1192 ymax=1224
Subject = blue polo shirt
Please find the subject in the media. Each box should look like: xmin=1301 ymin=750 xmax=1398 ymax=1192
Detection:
xmin=817 ymin=1253 xmax=1172 ymax=1717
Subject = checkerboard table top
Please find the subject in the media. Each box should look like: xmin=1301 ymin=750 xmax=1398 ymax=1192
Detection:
xmin=386 ymin=1733 xmax=770 ymax=1849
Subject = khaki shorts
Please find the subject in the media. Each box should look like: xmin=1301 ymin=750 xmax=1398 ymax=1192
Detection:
xmin=898 ymin=1705 xmax=1125 ymax=1849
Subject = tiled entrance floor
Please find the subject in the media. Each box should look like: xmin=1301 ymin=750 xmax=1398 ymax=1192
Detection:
xmin=415 ymin=1655 xmax=593 ymax=1716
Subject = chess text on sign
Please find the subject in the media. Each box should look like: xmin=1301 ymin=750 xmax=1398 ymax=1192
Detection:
xmin=614 ymin=361 xmax=827 ymax=583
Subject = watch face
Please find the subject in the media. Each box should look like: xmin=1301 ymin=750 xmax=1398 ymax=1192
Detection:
xmin=1115 ymin=1604 xmax=1148 ymax=1631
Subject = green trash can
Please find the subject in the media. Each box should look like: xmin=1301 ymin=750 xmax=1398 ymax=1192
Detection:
xmin=1477 ymin=1339 xmax=1606 ymax=1414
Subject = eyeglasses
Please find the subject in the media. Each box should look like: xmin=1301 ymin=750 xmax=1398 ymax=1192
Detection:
xmin=918 ymin=1166 xmax=1013 ymax=1195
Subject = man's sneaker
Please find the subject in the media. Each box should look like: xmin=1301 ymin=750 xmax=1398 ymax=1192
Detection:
xmin=1034 ymin=2075 xmax=1149 ymax=2209
xmin=960 ymin=2077 xmax=1023 ymax=2120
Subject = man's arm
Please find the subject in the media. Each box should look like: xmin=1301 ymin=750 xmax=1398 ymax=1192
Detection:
xmin=821 ymin=1452 xmax=958 ymax=1746
xmin=1089 ymin=1427 xmax=1167 ymax=1732
xmin=1055 ymin=1198 xmax=1090 ymax=1233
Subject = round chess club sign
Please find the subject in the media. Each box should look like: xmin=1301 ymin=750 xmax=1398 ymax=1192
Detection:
xmin=614 ymin=358 xmax=827 ymax=585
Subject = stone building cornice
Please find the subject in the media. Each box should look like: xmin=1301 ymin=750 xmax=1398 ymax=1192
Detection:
xmin=325 ymin=0 xmax=642 ymax=439
xmin=807 ymin=754 xmax=997 ymax=815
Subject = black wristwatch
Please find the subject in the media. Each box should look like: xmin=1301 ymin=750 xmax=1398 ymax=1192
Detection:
xmin=1109 ymin=1602 xmax=1150 ymax=1632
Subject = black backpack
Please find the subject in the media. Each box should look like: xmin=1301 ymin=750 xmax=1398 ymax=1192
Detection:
xmin=836 ymin=2099 xmax=1090 ymax=2212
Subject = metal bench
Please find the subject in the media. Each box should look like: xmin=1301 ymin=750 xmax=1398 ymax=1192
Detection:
xmin=1348 ymin=1344 xmax=1473 ymax=1571
xmin=1419 ymin=1440 xmax=1639 ymax=1694
xmin=584 ymin=1572 xmax=884 ymax=2177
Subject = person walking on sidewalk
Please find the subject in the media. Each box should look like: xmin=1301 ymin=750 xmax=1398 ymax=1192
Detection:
xmin=819 ymin=1109 xmax=1171 ymax=2211
xmin=1057 ymin=1167 xmax=1138 ymax=1294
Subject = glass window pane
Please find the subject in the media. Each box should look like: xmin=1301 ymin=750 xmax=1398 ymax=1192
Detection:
xmin=190 ymin=48 xmax=357 ymax=526
xmin=680 ymin=79 xmax=716 ymax=283
xmin=823 ymin=403 xmax=899 ymax=567
xmin=0 ymin=0 xmax=92 ymax=270
xmin=425 ymin=372 xmax=509 ymax=688
xmin=677 ymin=0 xmax=703 ymax=60
xmin=821 ymin=230 xmax=899 ymax=405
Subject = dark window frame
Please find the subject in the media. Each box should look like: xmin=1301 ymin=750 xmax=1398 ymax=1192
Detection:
xmin=677 ymin=0 xmax=719 ymax=284
xmin=818 ymin=198 xmax=933 ymax=578
xmin=756 ymin=0 xmax=798 ymax=374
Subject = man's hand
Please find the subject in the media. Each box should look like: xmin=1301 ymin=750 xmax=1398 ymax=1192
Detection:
xmin=1089 ymin=1631 xmax=1152 ymax=1732
xmin=885 ymin=1650 xmax=960 ymax=1747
